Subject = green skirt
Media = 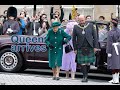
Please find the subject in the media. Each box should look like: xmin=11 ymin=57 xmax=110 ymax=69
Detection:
xmin=77 ymin=48 xmax=96 ymax=64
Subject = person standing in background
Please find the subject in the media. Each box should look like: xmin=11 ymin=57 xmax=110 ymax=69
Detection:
xmin=17 ymin=11 xmax=26 ymax=35
xmin=99 ymin=16 xmax=105 ymax=21
xmin=50 ymin=5 xmax=64 ymax=23
xmin=61 ymin=20 xmax=78 ymax=79
xmin=106 ymin=18 xmax=120 ymax=84
xmin=3 ymin=6 xmax=20 ymax=35
xmin=39 ymin=14 xmax=50 ymax=30
xmin=86 ymin=15 xmax=92 ymax=21
xmin=3 ymin=10 xmax=7 ymax=24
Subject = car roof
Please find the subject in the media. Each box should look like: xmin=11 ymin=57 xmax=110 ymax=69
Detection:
xmin=87 ymin=20 xmax=110 ymax=25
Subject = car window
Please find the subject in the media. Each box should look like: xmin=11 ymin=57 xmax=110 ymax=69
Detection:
xmin=98 ymin=24 xmax=108 ymax=42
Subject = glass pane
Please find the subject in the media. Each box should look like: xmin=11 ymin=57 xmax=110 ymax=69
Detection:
xmin=76 ymin=5 xmax=94 ymax=8
xmin=62 ymin=5 xmax=93 ymax=8
xmin=13 ymin=5 xmax=33 ymax=8
xmin=13 ymin=5 xmax=34 ymax=17
xmin=36 ymin=5 xmax=43 ymax=8
xmin=17 ymin=8 xmax=33 ymax=17
xmin=83 ymin=8 xmax=93 ymax=19
xmin=62 ymin=5 xmax=74 ymax=8
xmin=63 ymin=8 xmax=83 ymax=20
xmin=63 ymin=8 xmax=93 ymax=20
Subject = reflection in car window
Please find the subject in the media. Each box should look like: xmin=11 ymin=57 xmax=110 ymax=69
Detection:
xmin=98 ymin=25 xmax=108 ymax=41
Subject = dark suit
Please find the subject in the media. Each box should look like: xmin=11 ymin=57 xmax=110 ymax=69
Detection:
xmin=72 ymin=22 xmax=98 ymax=51
xmin=73 ymin=22 xmax=98 ymax=82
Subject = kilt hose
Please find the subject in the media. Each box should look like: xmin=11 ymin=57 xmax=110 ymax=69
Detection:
xmin=77 ymin=48 xmax=96 ymax=64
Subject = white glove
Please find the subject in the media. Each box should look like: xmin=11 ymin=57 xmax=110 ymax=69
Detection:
xmin=108 ymin=53 xmax=112 ymax=57
xmin=7 ymin=28 xmax=13 ymax=33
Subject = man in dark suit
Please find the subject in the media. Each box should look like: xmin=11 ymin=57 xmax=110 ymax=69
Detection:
xmin=27 ymin=15 xmax=40 ymax=35
xmin=72 ymin=15 xmax=98 ymax=82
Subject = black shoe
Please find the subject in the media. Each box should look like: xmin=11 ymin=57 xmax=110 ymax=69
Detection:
xmin=112 ymin=82 xmax=120 ymax=84
xmin=56 ymin=77 xmax=60 ymax=80
xmin=81 ymin=77 xmax=88 ymax=82
xmin=52 ymin=77 xmax=56 ymax=80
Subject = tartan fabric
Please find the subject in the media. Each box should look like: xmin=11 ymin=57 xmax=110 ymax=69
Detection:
xmin=77 ymin=48 xmax=96 ymax=64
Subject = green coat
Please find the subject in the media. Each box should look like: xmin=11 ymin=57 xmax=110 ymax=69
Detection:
xmin=45 ymin=28 xmax=71 ymax=68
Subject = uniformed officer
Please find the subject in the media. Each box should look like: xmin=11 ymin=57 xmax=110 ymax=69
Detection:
xmin=45 ymin=21 xmax=71 ymax=80
xmin=106 ymin=18 xmax=120 ymax=84
xmin=3 ymin=6 xmax=20 ymax=35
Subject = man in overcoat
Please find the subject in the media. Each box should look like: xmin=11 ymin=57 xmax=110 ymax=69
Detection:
xmin=45 ymin=21 xmax=71 ymax=80
xmin=72 ymin=15 xmax=98 ymax=82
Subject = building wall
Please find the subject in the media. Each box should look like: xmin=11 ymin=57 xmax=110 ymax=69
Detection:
xmin=0 ymin=5 xmax=12 ymax=15
xmin=0 ymin=5 xmax=117 ymax=22
xmin=94 ymin=5 xmax=116 ymax=21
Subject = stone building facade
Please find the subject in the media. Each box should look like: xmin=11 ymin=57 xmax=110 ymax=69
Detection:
xmin=0 ymin=5 xmax=118 ymax=21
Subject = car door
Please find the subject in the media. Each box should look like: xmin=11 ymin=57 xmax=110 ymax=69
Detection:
xmin=34 ymin=33 xmax=48 ymax=63
xmin=22 ymin=35 xmax=36 ymax=61
xmin=95 ymin=22 xmax=109 ymax=70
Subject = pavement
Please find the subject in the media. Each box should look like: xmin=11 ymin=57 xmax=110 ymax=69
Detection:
xmin=0 ymin=71 xmax=118 ymax=85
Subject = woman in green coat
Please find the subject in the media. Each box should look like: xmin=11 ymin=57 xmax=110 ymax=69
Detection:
xmin=45 ymin=21 xmax=71 ymax=80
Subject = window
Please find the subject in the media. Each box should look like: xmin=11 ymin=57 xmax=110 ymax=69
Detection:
xmin=62 ymin=5 xmax=94 ymax=20
xmin=36 ymin=5 xmax=43 ymax=16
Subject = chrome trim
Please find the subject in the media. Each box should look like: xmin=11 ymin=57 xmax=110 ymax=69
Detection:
xmin=27 ymin=60 xmax=48 ymax=63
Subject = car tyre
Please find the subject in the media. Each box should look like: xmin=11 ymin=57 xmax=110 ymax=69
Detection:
xmin=0 ymin=48 xmax=23 ymax=72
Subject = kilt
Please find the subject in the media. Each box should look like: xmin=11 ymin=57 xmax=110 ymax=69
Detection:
xmin=77 ymin=48 xmax=96 ymax=64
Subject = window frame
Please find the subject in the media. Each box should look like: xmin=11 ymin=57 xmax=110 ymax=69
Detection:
xmin=116 ymin=5 xmax=120 ymax=18
xmin=62 ymin=5 xmax=94 ymax=20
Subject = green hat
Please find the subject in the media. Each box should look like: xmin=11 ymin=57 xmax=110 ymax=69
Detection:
xmin=51 ymin=22 xmax=61 ymax=27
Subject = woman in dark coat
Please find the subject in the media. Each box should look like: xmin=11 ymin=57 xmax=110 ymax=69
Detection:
xmin=106 ymin=18 xmax=120 ymax=84
xmin=45 ymin=21 xmax=71 ymax=80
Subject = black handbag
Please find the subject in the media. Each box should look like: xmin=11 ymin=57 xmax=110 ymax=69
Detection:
xmin=81 ymin=47 xmax=90 ymax=56
xmin=65 ymin=43 xmax=73 ymax=53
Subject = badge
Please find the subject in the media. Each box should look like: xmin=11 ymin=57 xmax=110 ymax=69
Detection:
xmin=82 ymin=30 xmax=85 ymax=34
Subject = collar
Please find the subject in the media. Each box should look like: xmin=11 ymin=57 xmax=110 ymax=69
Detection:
xmin=78 ymin=23 xmax=89 ymax=29
xmin=52 ymin=28 xmax=60 ymax=34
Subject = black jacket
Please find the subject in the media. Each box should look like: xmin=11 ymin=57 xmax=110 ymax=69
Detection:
xmin=72 ymin=22 xmax=98 ymax=50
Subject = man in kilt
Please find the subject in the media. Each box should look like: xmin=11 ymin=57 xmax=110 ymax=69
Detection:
xmin=73 ymin=15 xmax=98 ymax=82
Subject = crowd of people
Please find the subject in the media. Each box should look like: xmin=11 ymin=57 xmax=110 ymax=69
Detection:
xmin=0 ymin=5 xmax=107 ymax=36
xmin=0 ymin=6 xmax=120 ymax=84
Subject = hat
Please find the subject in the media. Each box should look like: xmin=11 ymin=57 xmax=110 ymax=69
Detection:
xmin=7 ymin=7 xmax=17 ymax=19
xmin=51 ymin=22 xmax=61 ymax=27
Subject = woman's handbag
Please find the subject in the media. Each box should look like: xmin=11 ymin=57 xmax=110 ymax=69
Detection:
xmin=65 ymin=43 xmax=73 ymax=53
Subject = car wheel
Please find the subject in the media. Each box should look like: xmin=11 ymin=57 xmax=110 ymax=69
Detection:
xmin=0 ymin=48 xmax=23 ymax=72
